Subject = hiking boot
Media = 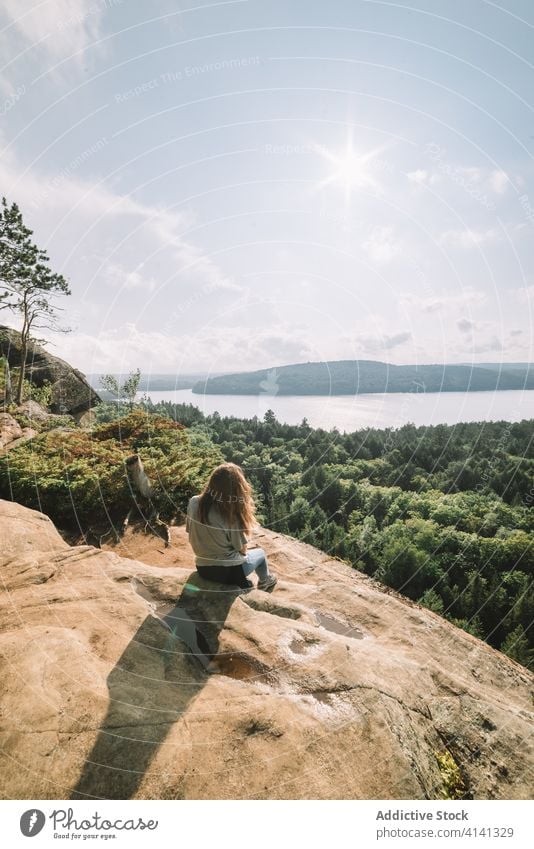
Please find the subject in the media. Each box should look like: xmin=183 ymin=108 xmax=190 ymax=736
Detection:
xmin=257 ymin=573 xmax=277 ymax=591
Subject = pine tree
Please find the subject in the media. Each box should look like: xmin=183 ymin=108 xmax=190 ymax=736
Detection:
xmin=501 ymin=625 xmax=533 ymax=670
xmin=0 ymin=197 xmax=71 ymax=404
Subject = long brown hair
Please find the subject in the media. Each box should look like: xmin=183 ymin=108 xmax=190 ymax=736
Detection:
xmin=198 ymin=462 xmax=256 ymax=534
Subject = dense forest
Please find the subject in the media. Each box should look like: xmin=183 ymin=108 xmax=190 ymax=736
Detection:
xmin=193 ymin=359 xmax=534 ymax=395
xmin=147 ymin=400 xmax=534 ymax=670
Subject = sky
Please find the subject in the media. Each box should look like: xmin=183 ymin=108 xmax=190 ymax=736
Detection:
xmin=1 ymin=0 xmax=533 ymax=377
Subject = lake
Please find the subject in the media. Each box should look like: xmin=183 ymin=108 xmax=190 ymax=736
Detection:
xmin=140 ymin=388 xmax=534 ymax=431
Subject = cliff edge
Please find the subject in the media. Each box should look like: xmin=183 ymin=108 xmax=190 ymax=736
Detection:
xmin=0 ymin=499 xmax=532 ymax=800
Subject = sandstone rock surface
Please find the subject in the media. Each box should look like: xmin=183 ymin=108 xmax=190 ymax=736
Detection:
xmin=0 ymin=325 xmax=100 ymax=414
xmin=16 ymin=399 xmax=52 ymax=422
xmin=0 ymin=412 xmax=37 ymax=453
xmin=0 ymin=412 xmax=22 ymax=448
xmin=0 ymin=499 xmax=532 ymax=800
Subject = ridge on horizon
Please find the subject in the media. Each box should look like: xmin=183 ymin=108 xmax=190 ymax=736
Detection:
xmin=189 ymin=359 xmax=534 ymax=397
xmin=87 ymin=359 xmax=533 ymax=378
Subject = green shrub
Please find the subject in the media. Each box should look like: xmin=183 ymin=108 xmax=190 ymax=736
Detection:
xmin=23 ymin=378 xmax=53 ymax=407
xmin=0 ymin=409 xmax=223 ymax=532
xmin=434 ymin=749 xmax=469 ymax=800
xmin=39 ymin=415 xmax=76 ymax=432
xmin=3 ymin=368 xmax=53 ymax=407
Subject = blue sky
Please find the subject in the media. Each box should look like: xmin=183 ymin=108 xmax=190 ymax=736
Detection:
xmin=1 ymin=0 xmax=533 ymax=375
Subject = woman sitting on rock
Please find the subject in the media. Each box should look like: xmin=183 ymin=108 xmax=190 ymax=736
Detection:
xmin=186 ymin=462 xmax=277 ymax=591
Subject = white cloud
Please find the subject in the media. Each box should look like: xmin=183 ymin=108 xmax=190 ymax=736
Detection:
xmin=49 ymin=323 xmax=316 ymax=373
xmin=50 ymin=315 xmax=532 ymax=373
xmin=361 ymin=226 xmax=401 ymax=264
xmin=452 ymin=319 xmax=530 ymax=357
xmin=438 ymin=228 xmax=500 ymax=249
xmin=516 ymin=285 xmax=534 ymax=303
xmin=383 ymin=331 xmax=412 ymax=349
xmin=457 ymin=318 xmax=475 ymax=333
xmin=471 ymin=335 xmax=502 ymax=354
xmin=489 ymin=170 xmax=509 ymax=194
xmin=421 ymin=155 xmax=518 ymax=202
xmin=452 ymin=320 xmax=529 ymax=358
xmin=104 ymin=262 xmax=158 ymax=293
xmin=406 ymin=169 xmax=439 ymax=186
xmin=456 ymin=166 xmax=515 ymax=195
xmin=456 ymin=166 xmax=483 ymax=183
xmin=0 ymin=142 xmax=242 ymax=309
xmin=401 ymin=289 xmax=487 ymax=314
xmin=0 ymin=0 xmax=106 ymax=66
xmin=407 ymin=169 xmax=428 ymax=184
xmin=359 ymin=331 xmax=412 ymax=353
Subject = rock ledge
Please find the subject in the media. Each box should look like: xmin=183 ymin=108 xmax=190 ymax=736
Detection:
xmin=0 ymin=500 xmax=532 ymax=800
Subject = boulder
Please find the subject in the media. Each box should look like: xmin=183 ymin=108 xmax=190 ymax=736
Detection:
xmin=0 ymin=412 xmax=22 ymax=448
xmin=0 ymin=499 xmax=532 ymax=800
xmin=0 ymin=412 xmax=38 ymax=453
xmin=16 ymin=399 xmax=50 ymax=422
xmin=73 ymin=409 xmax=97 ymax=428
xmin=0 ymin=325 xmax=100 ymax=415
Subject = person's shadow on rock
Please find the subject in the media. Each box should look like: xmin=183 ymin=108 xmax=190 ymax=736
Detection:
xmin=70 ymin=572 xmax=239 ymax=799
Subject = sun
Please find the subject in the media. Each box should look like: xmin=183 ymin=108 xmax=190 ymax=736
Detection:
xmin=313 ymin=135 xmax=390 ymax=205
xmin=330 ymin=151 xmax=376 ymax=188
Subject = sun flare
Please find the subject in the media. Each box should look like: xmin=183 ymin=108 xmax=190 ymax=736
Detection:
xmin=313 ymin=136 xmax=390 ymax=204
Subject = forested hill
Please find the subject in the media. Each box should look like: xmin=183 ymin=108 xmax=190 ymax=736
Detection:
xmin=193 ymin=360 xmax=534 ymax=395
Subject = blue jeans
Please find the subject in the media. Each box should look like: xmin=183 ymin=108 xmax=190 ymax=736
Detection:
xmin=242 ymin=547 xmax=269 ymax=581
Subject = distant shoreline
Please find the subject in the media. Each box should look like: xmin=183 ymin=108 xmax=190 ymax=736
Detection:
xmin=131 ymin=388 xmax=534 ymax=430
xmin=88 ymin=360 xmax=534 ymax=396
xmin=191 ymin=386 xmax=534 ymax=397
xmin=89 ymin=383 xmax=534 ymax=396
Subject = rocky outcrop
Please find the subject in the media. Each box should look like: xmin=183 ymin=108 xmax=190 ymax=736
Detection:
xmin=0 ymin=412 xmax=37 ymax=452
xmin=73 ymin=409 xmax=97 ymax=428
xmin=0 ymin=325 xmax=100 ymax=415
xmin=16 ymin=399 xmax=51 ymax=422
xmin=0 ymin=499 xmax=532 ymax=800
xmin=0 ymin=412 xmax=23 ymax=448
